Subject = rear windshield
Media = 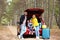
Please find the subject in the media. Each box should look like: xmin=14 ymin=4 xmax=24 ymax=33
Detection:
xmin=27 ymin=11 xmax=41 ymax=20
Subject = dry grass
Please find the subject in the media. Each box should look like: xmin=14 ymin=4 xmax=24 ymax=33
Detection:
xmin=50 ymin=29 xmax=60 ymax=40
xmin=0 ymin=26 xmax=60 ymax=40
xmin=0 ymin=26 xmax=18 ymax=40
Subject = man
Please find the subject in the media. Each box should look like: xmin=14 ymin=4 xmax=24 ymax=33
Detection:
xmin=18 ymin=12 xmax=27 ymax=39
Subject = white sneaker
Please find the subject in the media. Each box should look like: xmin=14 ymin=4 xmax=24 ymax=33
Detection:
xmin=36 ymin=37 xmax=39 ymax=39
xmin=21 ymin=37 xmax=24 ymax=39
xmin=18 ymin=35 xmax=24 ymax=39
xmin=18 ymin=35 xmax=21 ymax=39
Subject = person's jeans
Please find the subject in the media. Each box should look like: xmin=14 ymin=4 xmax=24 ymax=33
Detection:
xmin=35 ymin=26 xmax=40 ymax=37
xmin=20 ymin=24 xmax=26 ymax=38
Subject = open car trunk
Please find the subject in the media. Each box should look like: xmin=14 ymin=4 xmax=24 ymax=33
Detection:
xmin=25 ymin=8 xmax=44 ymax=20
xmin=24 ymin=8 xmax=44 ymax=35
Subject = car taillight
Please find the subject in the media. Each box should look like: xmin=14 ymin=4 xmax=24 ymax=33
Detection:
xmin=39 ymin=29 xmax=42 ymax=34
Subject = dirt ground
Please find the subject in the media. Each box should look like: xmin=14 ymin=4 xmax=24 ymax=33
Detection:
xmin=0 ymin=26 xmax=60 ymax=40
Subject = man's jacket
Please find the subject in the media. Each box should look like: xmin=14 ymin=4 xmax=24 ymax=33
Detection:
xmin=20 ymin=15 xmax=25 ymax=25
xmin=20 ymin=15 xmax=27 ymax=25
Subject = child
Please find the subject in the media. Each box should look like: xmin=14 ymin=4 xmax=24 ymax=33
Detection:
xmin=27 ymin=20 xmax=33 ymax=34
xmin=38 ymin=16 xmax=45 ymax=28
xmin=27 ymin=20 xmax=32 ymax=31
xmin=38 ymin=16 xmax=42 ymax=28
xmin=31 ymin=14 xmax=39 ymax=39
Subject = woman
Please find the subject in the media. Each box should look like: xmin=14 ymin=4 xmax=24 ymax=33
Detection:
xmin=31 ymin=14 xmax=40 ymax=39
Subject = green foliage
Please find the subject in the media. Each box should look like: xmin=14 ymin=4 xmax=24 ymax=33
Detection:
xmin=1 ymin=16 xmax=9 ymax=24
xmin=0 ymin=0 xmax=60 ymax=27
xmin=55 ymin=7 xmax=59 ymax=16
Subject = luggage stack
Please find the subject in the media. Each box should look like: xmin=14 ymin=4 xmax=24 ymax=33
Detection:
xmin=42 ymin=25 xmax=50 ymax=39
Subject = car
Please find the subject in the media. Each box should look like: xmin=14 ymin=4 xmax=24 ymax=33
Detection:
xmin=17 ymin=8 xmax=44 ymax=37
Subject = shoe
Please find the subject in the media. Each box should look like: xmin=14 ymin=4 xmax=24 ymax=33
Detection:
xmin=31 ymin=32 xmax=33 ymax=35
xmin=21 ymin=37 xmax=24 ymax=39
xmin=31 ymin=33 xmax=33 ymax=35
xmin=36 ymin=37 xmax=39 ymax=39
xmin=18 ymin=35 xmax=21 ymax=39
xmin=18 ymin=35 xmax=24 ymax=39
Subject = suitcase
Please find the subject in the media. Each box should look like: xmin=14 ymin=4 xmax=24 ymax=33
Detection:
xmin=42 ymin=28 xmax=50 ymax=39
